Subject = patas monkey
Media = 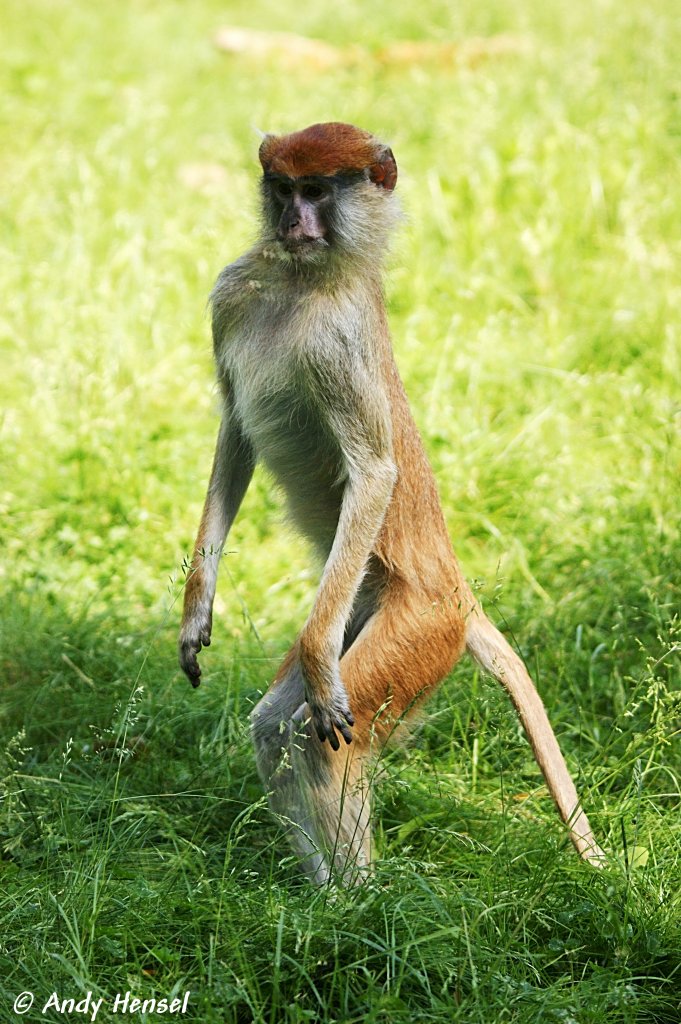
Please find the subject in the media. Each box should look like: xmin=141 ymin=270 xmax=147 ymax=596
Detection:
xmin=179 ymin=122 xmax=604 ymax=883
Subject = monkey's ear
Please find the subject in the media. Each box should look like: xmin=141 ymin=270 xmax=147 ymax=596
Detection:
xmin=369 ymin=147 xmax=398 ymax=191
xmin=258 ymin=133 xmax=278 ymax=172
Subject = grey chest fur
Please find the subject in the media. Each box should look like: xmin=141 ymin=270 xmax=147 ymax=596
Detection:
xmin=216 ymin=291 xmax=355 ymax=548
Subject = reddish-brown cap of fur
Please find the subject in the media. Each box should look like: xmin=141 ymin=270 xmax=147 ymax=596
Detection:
xmin=259 ymin=122 xmax=398 ymax=190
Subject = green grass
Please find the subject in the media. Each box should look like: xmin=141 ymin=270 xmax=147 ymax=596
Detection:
xmin=1 ymin=0 xmax=680 ymax=1020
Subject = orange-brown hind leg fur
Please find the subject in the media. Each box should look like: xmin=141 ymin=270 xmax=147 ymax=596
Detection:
xmin=251 ymin=583 xmax=466 ymax=883
xmin=340 ymin=582 xmax=466 ymax=742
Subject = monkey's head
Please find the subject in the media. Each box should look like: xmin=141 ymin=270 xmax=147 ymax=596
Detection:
xmin=258 ymin=122 xmax=399 ymax=271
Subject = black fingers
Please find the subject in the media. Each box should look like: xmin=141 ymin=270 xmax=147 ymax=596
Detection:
xmin=312 ymin=704 xmax=354 ymax=751
xmin=315 ymin=718 xmax=330 ymax=746
xmin=179 ymin=640 xmax=203 ymax=688
xmin=338 ymin=721 xmax=353 ymax=745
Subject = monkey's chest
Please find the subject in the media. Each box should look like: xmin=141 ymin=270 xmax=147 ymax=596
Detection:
xmin=239 ymin=385 xmax=338 ymax=475
xmin=220 ymin=308 xmax=344 ymax=482
xmin=234 ymin=376 xmax=345 ymax=549
xmin=217 ymin=298 xmax=356 ymax=547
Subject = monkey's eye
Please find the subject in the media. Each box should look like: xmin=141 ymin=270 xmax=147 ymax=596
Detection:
xmin=302 ymin=183 xmax=326 ymax=200
xmin=274 ymin=180 xmax=294 ymax=200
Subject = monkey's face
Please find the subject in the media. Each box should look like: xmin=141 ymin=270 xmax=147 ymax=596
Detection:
xmin=258 ymin=124 xmax=399 ymax=271
xmin=261 ymin=167 xmax=400 ymax=273
xmin=264 ymin=174 xmax=334 ymax=261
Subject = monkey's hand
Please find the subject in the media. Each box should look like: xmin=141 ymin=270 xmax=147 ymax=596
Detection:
xmin=178 ymin=610 xmax=213 ymax=688
xmin=307 ymin=689 xmax=355 ymax=751
xmin=298 ymin=638 xmax=355 ymax=750
xmin=301 ymin=661 xmax=355 ymax=750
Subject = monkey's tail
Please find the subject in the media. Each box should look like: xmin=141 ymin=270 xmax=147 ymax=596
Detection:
xmin=465 ymin=608 xmax=606 ymax=865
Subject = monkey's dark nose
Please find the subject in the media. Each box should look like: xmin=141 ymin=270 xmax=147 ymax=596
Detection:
xmin=277 ymin=204 xmax=300 ymax=240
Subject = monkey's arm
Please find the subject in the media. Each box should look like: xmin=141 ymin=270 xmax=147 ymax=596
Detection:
xmin=179 ymin=408 xmax=255 ymax=687
xmin=298 ymin=369 xmax=397 ymax=749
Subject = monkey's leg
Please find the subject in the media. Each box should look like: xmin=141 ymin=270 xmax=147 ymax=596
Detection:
xmin=338 ymin=582 xmax=467 ymax=743
xmin=252 ymin=584 xmax=464 ymax=884
xmin=251 ymin=650 xmax=371 ymax=885
xmin=324 ymin=584 xmax=467 ymax=876
xmin=341 ymin=585 xmax=606 ymax=864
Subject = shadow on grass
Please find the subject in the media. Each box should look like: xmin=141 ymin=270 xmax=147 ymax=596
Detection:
xmin=1 ymin=590 xmax=680 ymax=1023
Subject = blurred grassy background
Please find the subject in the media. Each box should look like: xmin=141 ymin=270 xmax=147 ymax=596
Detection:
xmin=1 ymin=0 xmax=680 ymax=1021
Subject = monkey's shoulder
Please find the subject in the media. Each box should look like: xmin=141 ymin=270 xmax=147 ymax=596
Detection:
xmin=210 ymin=250 xmax=266 ymax=313
xmin=210 ymin=248 xmax=315 ymax=342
